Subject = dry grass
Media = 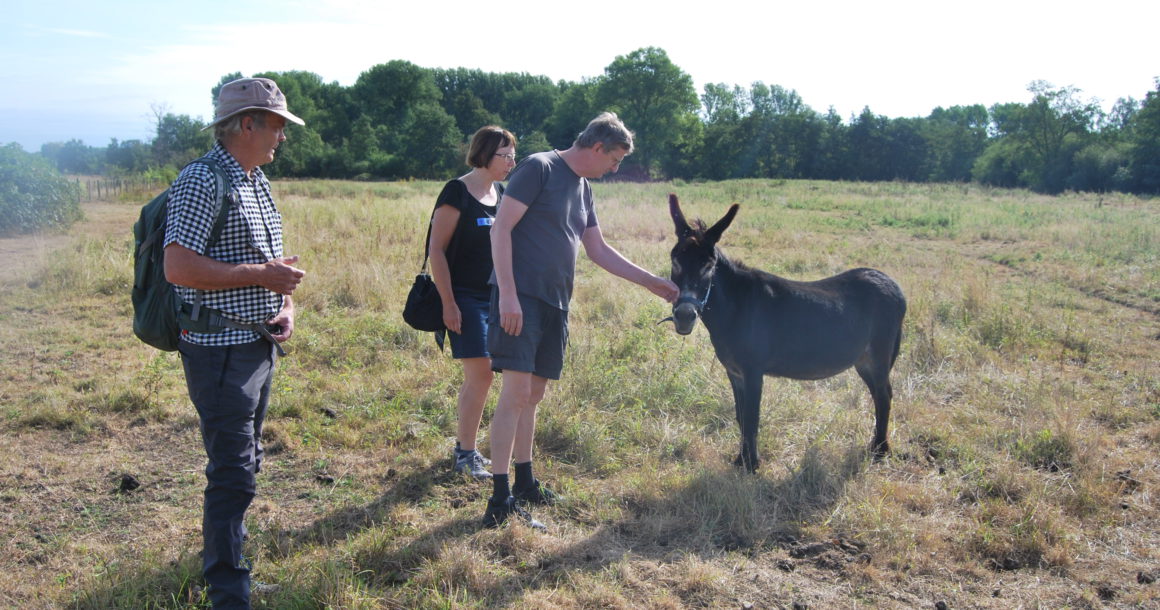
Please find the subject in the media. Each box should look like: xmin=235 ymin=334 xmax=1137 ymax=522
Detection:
xmin=0 ymin=179 xmax=1157 ymax=608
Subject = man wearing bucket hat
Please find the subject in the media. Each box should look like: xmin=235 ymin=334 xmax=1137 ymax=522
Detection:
xmin=163 ymin=76 xmax=306 ymax=608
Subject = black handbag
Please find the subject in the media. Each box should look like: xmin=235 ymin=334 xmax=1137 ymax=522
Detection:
xmin=402 ymin=205 xmax=451 ymax=334
xmin=402 ymin=270 xmax=444 ymax=332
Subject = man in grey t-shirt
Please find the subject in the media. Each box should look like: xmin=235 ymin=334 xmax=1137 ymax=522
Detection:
xmin=482 ymin=113 xmax=678 ymax=529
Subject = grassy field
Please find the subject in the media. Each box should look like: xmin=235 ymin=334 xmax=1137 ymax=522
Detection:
xmin=0 ymin=179 xmax=1157 ymax=609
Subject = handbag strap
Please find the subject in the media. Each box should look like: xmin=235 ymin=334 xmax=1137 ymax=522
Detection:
xmin=420 ymin=208 xmax=434 ymax=273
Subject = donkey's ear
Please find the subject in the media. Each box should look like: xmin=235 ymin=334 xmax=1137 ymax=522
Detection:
xmin=704 ymin=203 xmax=739 ymax=245
xmin=669 ymin=193 xmax=693 ymax=238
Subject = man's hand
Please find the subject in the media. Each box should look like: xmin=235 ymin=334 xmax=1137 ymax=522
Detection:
xmin=165 ymin=245 xmax=306 ymax=295
xmin=647 ymin=274 xmax=679 ymax=303
xmin=498 ymin=292 xmax=524 ymax=337
xmin=267 ymin=300 xmax=295 ymax=342
xmin=262 ymin=255 xmax=306 ymax=295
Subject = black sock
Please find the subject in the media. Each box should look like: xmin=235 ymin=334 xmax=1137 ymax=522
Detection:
xmin=491 ymin=474 xmax=510 ymax=501
xmin=513 ymin=461 xmax=534 ymax=490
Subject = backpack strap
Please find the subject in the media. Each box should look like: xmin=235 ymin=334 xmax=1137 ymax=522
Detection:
xmin=185 ymin=156 xmax=235 ymax=324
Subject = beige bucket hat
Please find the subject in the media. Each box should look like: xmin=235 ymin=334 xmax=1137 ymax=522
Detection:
xmin=204 ymin=77 xmax=305 ymax=129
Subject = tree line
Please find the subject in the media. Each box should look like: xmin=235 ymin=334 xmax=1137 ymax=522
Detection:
xmin=33 ymin=47 xmax=1160 ymax=195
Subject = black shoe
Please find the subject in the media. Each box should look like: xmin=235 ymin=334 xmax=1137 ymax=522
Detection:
xmin=481 ymin=496 xmax=546 ymax=530
xmin=512 ymin=479 xmax=561 ymax=506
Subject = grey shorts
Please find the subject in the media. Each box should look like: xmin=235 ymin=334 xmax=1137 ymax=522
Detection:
xmin=487 ymin=289 xmax=568 ymax=380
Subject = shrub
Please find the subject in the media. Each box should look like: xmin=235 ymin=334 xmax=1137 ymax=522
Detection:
xmin=0 ymin=143 xmax=83 ymax=236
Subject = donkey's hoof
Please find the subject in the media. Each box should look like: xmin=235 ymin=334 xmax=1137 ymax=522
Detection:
xmin=733 ymin=453 xmax=760 ymax=473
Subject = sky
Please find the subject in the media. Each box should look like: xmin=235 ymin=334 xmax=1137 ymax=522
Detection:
xmin=2 ymin=0 xmax=1157 ymax=152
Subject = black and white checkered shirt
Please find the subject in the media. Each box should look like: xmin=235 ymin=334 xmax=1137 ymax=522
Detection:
xmin=163 ymin=142 xmax=285 ymax=347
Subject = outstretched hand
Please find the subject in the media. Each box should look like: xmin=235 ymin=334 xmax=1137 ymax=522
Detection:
xmin=648 ymin=275 xmax=679 ymax=303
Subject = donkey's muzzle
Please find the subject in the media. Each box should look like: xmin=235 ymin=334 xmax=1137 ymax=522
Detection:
xmin=672 ymin=302 xmax=700 ymax=335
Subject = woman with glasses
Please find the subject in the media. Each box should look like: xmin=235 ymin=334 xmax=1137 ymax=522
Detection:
xmin=428 ymin=125 xmax=518 ymax=480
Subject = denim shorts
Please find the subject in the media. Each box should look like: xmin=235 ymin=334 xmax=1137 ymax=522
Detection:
xmin=448 ymin=288 xmax=490 ymax=359
xmin=487 ymin=289 xmax=568 ymax=380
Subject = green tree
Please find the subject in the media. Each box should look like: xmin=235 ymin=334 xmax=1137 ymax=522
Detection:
xmin=596 ymin=47 xmax=699 ymax=178
xmin=340 ymin=114 xmax=392 ymax=178
xmin=517 ymin=130 xmax=552 ymax=156
xmin=972 ymin=137 xmax=1021 ymax=188
xmin=255 ymin=70 xmax=338 ymax=177
xmin=976 ymin=83 xmax=1101 ymax=192
xmin=431 ymin=68 xmax=557 ymax=139
xmin=105 ymin=139 xmax=151 ymax=173
xmin=1128 ymin=78 xmax=1160 ymax=193
xmin=0 ymin=143 xmax=82 ymax=236
xmin=39 ymin=139 xmax=102 ymax=174
xmin=698 ymin=83 xmax=750 ymax=180
xmin=152 ymin=113 xmax=212 ymax=169
xmin=742 ymin=83 xmax=824 ymax=179
xmin=349 ymin=61 xmax=460 ymax=178
xmin=1020 ymin=82 xmax=1098 ymax=191
xmin=882 ymin=117 xmax=930 ymax=181
xmin=813 ymin=108 xmax=850 ymax=180
xmin=1068 ymin=141 xmax=1132 ymax=192
xmin=701 ymin=83 xmax=751 ymax=123
xmin=395 ymin=103 xmax=462 ymax=179
xmin=847 ymin=107 xmax=890 ymax=180
xmin=353 ymin=61 xmax=443 ymax=128
xmin=545 ymin=81 xmax=598 ymax=150
xmin=924 ymin=105 xmax=989 ymax=182
xmin=501 ymin=81 xmax=559 ymax=141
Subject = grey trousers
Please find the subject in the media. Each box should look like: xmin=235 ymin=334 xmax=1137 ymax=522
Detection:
xmin=178 ymin=338 xmax=276 ymax=609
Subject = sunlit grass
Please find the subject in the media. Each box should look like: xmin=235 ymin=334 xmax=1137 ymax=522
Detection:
xmin=0 ymin=179 xmax=1156 ymax=608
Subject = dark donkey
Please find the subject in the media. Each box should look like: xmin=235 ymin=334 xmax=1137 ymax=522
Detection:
xmin=667 ymin=194 xmax=906 ymax=472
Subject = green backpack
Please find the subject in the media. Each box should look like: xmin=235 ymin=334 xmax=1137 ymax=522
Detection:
xmin=131 ymin=157 xmax=234 ymax=351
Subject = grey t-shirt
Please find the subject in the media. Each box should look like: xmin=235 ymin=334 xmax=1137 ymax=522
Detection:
xmin=495 ymin=150 xmax=598 ymax=310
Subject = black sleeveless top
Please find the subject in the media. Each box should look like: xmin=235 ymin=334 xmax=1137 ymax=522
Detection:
xmin=434 ymin=179 xmax=504 ymax=292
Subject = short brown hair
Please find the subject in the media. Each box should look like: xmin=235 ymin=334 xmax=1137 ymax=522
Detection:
xmin=575 ymin=112 xmax=634 ymax=154
xmin=466 ymin=126 xmax=517 ymax=168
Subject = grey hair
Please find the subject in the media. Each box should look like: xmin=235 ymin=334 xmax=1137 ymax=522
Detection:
xmin=574 ymin=112 xmax=634 ymax=154
xmin=213 ymin=110 xmax=268 ymax=141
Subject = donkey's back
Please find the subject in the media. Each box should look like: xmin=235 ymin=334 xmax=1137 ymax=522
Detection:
xmin=709 ymin=263 xmax=905 ymax=381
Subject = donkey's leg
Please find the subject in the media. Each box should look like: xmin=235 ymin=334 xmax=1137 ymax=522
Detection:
xmin=731 ymin=370 xmax=764 ymax=473
xmin=855 ymin=355 xmax=893 ymax=460
xmin=727 ymin=372 xmax=748 ymax=427
xmin=727 ymin=372 xmax=746 ymax=468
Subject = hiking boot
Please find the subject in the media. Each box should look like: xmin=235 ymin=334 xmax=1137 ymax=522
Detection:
xmin=453 ymin=449 xmax=492 ymax=480
xmin=481 ymin=496 xmax=546 ymax=530
xmin=512 ymin=479 xmax=561 ymax=506
xmin=454 ymin=443 xmax=491 ymax=466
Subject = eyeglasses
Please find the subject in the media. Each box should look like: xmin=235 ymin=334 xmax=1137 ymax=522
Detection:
xmin=494 ymin=153 xmax=516 ymax=161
